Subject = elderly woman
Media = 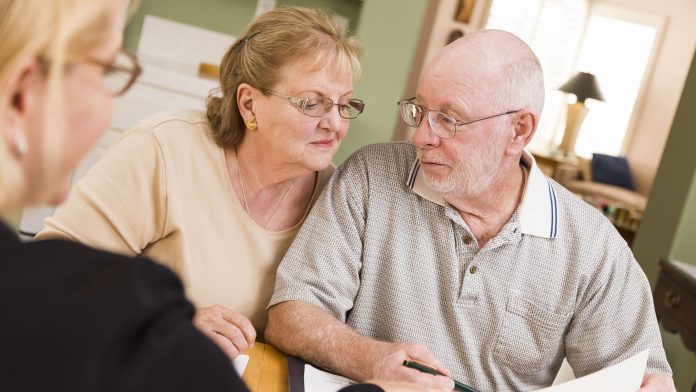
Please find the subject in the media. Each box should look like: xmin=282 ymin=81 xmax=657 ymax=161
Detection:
xmin=36 ymin=6 xmax=364 ymax=359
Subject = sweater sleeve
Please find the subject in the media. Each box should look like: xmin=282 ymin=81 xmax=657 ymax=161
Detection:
xmin=36 ymin=125 xmax=168 ymax=257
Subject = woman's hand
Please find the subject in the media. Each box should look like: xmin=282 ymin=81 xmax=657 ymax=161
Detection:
xmin=193 ymin=305 xmax=256 ymax=360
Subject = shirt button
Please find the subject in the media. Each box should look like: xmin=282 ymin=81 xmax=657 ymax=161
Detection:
xmin=470 ymin=266 xmax=477 ymax=274
xmin=463 ymin=236 xmax=472 ymax=245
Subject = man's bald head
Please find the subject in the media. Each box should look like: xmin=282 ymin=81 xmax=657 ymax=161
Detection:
xmin=421 ymin=29 xmax=545 ymax=117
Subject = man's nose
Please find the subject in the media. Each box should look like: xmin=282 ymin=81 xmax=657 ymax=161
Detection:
xmin=411 ymin=114 xmax=440 ymax=148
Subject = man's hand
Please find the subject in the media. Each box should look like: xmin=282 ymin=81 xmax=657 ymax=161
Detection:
xmin=193 ymin=305 xmax=256 ymax=360
xmin=637 ymin=373 xmax=676 ymax=391
xmin=267 ymin=302 xmax=455 ymax=390
xmin=362 ymin=341 xmax=454 ymax=391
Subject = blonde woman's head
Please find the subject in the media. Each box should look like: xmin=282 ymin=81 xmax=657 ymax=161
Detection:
xmin=0 ymin=0 xmax=134 ymax=213
xmin=206 ymin=6 xmax=363 ymax=150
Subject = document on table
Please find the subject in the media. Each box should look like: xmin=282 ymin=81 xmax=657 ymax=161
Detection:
xmin=301 ymin=349 xmax=648 ymax=392
xmin=536 ymin=349 xmax=649 ymax=392
xmin=233 ymin=354 xmax=250 ymax=376
xmin=304 ymin=364 xmax=357 ymax=392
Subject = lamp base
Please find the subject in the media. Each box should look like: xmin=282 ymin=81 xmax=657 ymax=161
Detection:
xmin=558 ymin=102 xmax=589 ymax=157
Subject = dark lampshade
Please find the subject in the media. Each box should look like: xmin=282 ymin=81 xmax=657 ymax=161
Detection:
xmin=558 ymin=72 xmax=605 ymax=103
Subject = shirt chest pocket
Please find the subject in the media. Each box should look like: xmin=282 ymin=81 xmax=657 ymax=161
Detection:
xmin=493 ymin=296 xmax=571 ymax=374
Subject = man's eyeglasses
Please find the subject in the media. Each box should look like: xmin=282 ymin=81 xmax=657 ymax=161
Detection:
xmin=266 ymin=90 xmax=365 ymax=120
xmin=88 ymin=49 xmax=142 ymax=96
xmin=397 ymin=98 xmax=519 ymax=139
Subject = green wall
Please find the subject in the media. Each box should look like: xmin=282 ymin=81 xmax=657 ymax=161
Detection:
xmin=632 ymin=50 xmax=696 ymax=392
xmin=672 ymin=168 xmax=696 ymax=261
xmin=123 ymin=0 xmax=427 ymax=164
xmin=334 ymin=0 xmax=429 ymax=163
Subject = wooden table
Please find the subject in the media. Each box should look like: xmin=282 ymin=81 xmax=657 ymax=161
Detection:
xmin=242 ymin=342 xmax=289 ymax=392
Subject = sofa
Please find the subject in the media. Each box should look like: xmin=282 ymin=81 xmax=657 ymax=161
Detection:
xmin=555 ymin=156 xmax=655 ymax=213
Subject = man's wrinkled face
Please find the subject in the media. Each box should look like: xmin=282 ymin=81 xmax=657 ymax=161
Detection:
xmin=411 ymin=61 xmax=511 ymax=198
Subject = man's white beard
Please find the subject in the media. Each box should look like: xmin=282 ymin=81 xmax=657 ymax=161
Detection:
xmin=421 ymin=135 xmax=505 ymax=198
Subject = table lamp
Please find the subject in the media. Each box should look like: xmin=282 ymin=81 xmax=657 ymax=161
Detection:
xmin=557 ymin=72 xmax=605 ymax=157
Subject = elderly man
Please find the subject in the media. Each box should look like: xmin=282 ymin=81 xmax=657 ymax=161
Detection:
xmin=266 ymin=30 xmax=674 ymax=391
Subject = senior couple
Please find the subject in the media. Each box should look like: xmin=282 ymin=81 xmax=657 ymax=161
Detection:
xmin=1 ymin=1 xmax=674 ymax=391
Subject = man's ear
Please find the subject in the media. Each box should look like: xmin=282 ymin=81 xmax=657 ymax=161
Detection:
xmin=2 ymin=57 xmax=43 ymax=152
xmin=236 ymin=83 xmax=258 ymax=123
xmin=506 ymin=110 xmax=537 ymax=155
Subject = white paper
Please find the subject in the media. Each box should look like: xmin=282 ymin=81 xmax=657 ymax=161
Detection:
xmin=304 ymin=364 xmax=357 ymax=392
xmin=537 ymin=349 xmax=649 ymax=392
xmin=233 ymin=354 xmax=250 ymax=376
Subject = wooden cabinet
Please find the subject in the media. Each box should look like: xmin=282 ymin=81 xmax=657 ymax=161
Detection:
xmin=654 ymin=259 xmax=696 ymax=351
xmin=654 ymin=259 xmax=696 ymax=392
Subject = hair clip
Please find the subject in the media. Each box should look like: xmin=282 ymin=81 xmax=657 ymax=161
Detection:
xmin=235 ymin=31 xmax=261 ymax=53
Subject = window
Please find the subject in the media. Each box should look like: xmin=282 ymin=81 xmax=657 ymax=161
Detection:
xmin=486 ymin=0 xmax=587 ymax=153
xmin=573 ymin=5 xmax=663 ymax=157
xmin=486 ymin=1 xmax=664 ymax=158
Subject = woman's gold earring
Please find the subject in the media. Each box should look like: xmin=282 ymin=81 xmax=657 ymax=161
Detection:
xmin=246 ymin=118 xmax=258 ymax=131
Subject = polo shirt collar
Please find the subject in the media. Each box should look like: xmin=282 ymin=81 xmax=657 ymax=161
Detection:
xmin=406 ymin=149 xmax=558 ymax=239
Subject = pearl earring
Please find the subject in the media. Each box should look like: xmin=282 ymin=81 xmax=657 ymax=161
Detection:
xmin=12 ymin=130 xmax=28 ymax=157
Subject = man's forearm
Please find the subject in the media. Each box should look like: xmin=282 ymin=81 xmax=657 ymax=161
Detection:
xmin=266 ymin=301 xmax=383 ymax=381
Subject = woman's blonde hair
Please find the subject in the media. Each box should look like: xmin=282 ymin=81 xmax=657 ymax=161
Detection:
xmin=0 ymin=0 xmax=134 ymax=212
xmin=206 ymin=6 xmax=363 ymax=149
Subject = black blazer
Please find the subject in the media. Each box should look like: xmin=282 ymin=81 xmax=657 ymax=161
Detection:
xmin=0 ymin=220 xmax=245 ymax=391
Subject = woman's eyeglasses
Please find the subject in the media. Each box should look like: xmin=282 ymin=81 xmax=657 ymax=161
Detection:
xmin=39 ymin=49 xmax=142 ymax=97
xmin=87 ymin=49 xmax=142 ymax=96
xmin=266 ymin=90 xmax=365 ymax=120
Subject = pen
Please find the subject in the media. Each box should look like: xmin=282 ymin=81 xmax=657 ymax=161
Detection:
xmin=403 ymin=359 xmax=482 ymax=392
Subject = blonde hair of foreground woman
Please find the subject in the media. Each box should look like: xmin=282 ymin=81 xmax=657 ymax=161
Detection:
xmin=0 ymin=0 xmax=137 ymax=213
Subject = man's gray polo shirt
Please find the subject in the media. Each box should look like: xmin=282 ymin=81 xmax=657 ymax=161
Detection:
xmin=270 ymin=142 xmax=670 ymax=391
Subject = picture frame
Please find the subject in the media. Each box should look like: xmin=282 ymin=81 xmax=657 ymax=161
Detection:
xmin=454 ymin=0 xmax=475 ymax=24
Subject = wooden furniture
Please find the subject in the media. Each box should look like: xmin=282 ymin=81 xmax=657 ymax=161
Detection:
xmin=654 ymin=259 xmax=696 ymax=351
xmin=531 ymin=151 xmax=578 ymax=179
xmin=243 ymin=342 xmax=289 ymax=392
xmin=653 ymin=258 xmax=696 ymax=391
xmin=532 ymin=151 xmax=642 ymax=245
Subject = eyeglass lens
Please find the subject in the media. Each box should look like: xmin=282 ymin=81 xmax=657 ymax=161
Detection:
xmin=303 ymin=97 xmax=364 ymax=119
xmin=398 ymin=101 xmax=457 ymax=138
xmin=103 ymin=51 xmax=141 ymax=96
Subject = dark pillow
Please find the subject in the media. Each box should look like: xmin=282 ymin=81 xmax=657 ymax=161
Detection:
xmin=591 ymin=153 xmax=635 ymax=190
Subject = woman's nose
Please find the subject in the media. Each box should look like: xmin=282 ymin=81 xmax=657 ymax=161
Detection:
xmin=319 ymin=105 xmax=344 ymax=132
